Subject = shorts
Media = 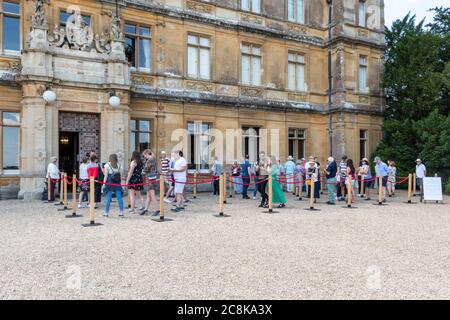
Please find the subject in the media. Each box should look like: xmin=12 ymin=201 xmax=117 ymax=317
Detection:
xmin=364 ymin=180 xmax=373 ymax=188
xmin=78 ymin=179 xmax=90 ymax=192
xmin=174 ymin=181 xmax=186 ymax=194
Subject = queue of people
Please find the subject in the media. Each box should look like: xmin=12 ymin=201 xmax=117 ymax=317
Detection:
xmin=46 ymin=151 xmax=427 ymax=214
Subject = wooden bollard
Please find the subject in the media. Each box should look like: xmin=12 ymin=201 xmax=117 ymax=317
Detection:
xmin=347 ymin=176 xmax=353 ymax=208
xmin=219 ymin=174 xmax=224 ymax=216
xmin=127 ymin=191 xmax=131 ymax=208
xmin=407 ymin=173 xmax=412 ymax=203
xmin=193 ymin=172 xmax=197 ymax=199
xmin=72 ymin=175 xmax=77 ymax=214
xmin=413 ymin=173 xmax=417 ymax=196
xmin=47 ymin=176 xmax=51 ymax=202
xmin=268 ymin=174 xmax=273 ymax=213
xmin=378 ymin=176 xmax=383 ymax=205
xmin=223 ymin=173 xmax=227 ymax=204
xmin=227 ymin=172 xmax=233 ymax=198
xmin=89 ymin=177 xmax=95 ymax=224
xmin=59 ymin=172 xmax=64 ymax=204
xmin=63 ymin=173 xmax=68 ymax=210
xmin=361 ymin=175 xmax=365 ymax=197
xmin=159 ymin=176 xmax=165 ymax=221
xmin=309 ymin=177 xmax=315 ymax=209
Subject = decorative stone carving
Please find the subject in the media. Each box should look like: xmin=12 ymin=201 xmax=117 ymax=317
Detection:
xmin=111 ymin=12 xmax=123 ymax=42
xmin=357 ymin=28 xmax=369 ymax=38
xmin=0 ymin=60 xmax=21 ymax=72
xmin=186 ymin=80 xmax=214 ymax=92
xmin=35 ymin=119 xmax=46 ymax=131
xmin=186 ymin=0 xmax=214 ymax=14
xmin=241 ymin=13 xmax=264 ymax=25
xmin=116 ymin=123 xmax=125 ymax=134
xmin=288 ymin=23 xmax=308 ymax=35
xmin=132 ymin=74 xmax=155 ymax=86
xmin=240 ymin=86 xmax=264 ymax=98
xmin=32 ymin=0 xmax=48 ymax=30
xmin=288 ymin=92 xmax=308 ymax=102
xmin=35 ymin=150 xmax=47 ymax=161
xmin=359 ymin=96 xmax=370 ymax=104
xmin=48 ymin=10 xmax=111 ymax=54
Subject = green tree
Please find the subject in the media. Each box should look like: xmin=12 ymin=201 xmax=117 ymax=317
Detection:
xmin=375 ymin=9 xmax=450 ymax=189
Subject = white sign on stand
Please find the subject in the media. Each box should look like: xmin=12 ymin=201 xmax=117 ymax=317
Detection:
xmin=423 ymin=177 xmax=443 ymax=202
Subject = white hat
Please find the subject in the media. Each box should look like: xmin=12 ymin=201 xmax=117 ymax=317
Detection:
xmin=416 ymin=159 xmax=421 ymax=163
xmin=328 ymin=156 xmax=334 ymax=162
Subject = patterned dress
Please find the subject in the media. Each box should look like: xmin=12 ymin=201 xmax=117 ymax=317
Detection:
xmin=128 ymin=161 xmax=144 ymax=191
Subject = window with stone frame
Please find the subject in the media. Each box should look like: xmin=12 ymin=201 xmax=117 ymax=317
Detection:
xmin=241 ymin=0 xmax=261 ymax=14
xmin=1 ymin=1 xmax=21 ymax=55
xmin=241 ymin=43 xmax=262 ymax=86
xmin=187 ymin=34 xmax=211 ymax=80
xmin=125 ymin=23 xmax=152 ymax=73
xmin=187 ymin=122 xmax=211 ymax=171
xmin=130 ymin=119 xmax=152 ymax=153
xmin=287 ymin=0 xmax=305 ymax=24
xmin=288 ymin=128 xmax=306 ymax=161
xmin=359 ymin=129 xmax=368 ymax=160
xmin=288 ymin=52 xmax=306 ymax=91
xmin=358 ymin=55 xmax=368 ymax=92
xmin=1 ymin=111 xmax=20 ymax=175
xmin=358 ymin=0 xmax=367 ymax=27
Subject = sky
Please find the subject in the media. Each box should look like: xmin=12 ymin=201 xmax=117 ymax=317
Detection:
xmin=384 ymin=0 xmax=449 ymax=27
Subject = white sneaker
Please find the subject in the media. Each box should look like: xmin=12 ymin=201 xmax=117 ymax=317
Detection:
xmin=103 ymin=213 xmax=109 ymax=217
xmin=253 ymin=196 xmax=256 ymax=200
xmin=77 ymin=204 xmax=84 ymax=209
xmin=164 ymin=198 xmax=171 ymax=204
xmin=128 ymin=208 xmax=135 ymax=214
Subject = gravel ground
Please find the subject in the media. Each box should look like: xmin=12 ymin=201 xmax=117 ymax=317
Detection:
xmin=0 ymin=190 xmax=449 ymax=300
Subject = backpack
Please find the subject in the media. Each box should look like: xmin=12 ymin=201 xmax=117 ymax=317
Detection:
xmin=108 ymin=163 xmax=121 ymax=184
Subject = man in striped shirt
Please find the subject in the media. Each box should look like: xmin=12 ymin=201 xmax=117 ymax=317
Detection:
xmin=160 ymin=151 xmax=171 ymax=197
xmin=337 ymin=155 xmax=348 ymax=201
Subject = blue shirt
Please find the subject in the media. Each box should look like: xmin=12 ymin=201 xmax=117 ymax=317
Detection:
xmin=285 ymin=160 xmax=295 ymax=175
xmin=241 ymin=160 xmax=251 ymax=177
xmin=375 ymin=162 xmax=389 ymax=177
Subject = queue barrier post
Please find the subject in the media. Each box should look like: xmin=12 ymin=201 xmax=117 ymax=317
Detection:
xmin=55 ymin=173 xmax=64 ymax=206
xmin=298 ymin=172 xmax=303 ymax=201
xmin=82 ymin=177 xmax=102 ymax=227
xmin=305 ymin=174 xmax=320 ymax=211
xmin=361 ymin=175 xmax=365 ymax=197
xmin=193 ymin=172 xmax=197 ymax=199
xmin=404 ymin=173 xmax=417 ymax=204
xmin=58 ymin=173 xmax=68 ymax=211
xmin=67 ymin=174 xmax=82 ymax=218
xmin=214 ymin=174 xmax=230 ymax=218
xmin=228 ymin=172 xmax=233 ymax=198
xmin=153 ymin=177 xmax=172 ymax=222
xmin=47 ymin=177 xmax=51 ymax=202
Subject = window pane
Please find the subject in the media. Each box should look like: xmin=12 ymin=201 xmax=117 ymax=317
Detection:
xmin=298 ymin=54 xmax=305 ymax=63
xmin=359 ymin=66 xmax=367 ymax=90
xmin=139 ymin=26 xmax=150 ymax=37
xmin=188 ymin=122 xmax=195 ymax=134
xmin=138 ymin=132 xmax=150 ymax=150
xmin=60 ymin=12 xmax=71 ymax=27
xmin=288 ymin=53 xmax=296 ymax=62
xmin=298 ymin=140 xmax=305 ymax=159
xmin=139 ymin=38 xmax=151 ymax=71
xmin=125 ymin=24 xmax=137 ymax=35
xmin=130 ymin=119 xmax=137 ymax=131
xmin=241 ymin=0 xmax=249 ymax=10
xmin=252 ymin=46 xmax=261 ymax=55
xmin=241 ymin=55 xmax=250 ymax=84
xmin=297 ymin=0 xmax=305 ymax=23
xmin=252 ymin=56 xmax=261 ymax=86
xmin=297 ymin=64 xmax=305 ymax=91
xmin=3 ymin=16 xmax=20 ymax=51
xmin=252 ymin=0 xmax=261 ymax=13
xmin=125 ymin=36 xmax=136 ymax=67
xmin=188 ymin=35 xmax=198 ymax=45
xmin=199 ymin=48 xmax=210 ymax=80
xmin=242 ymin=44 xmax=250 ymax=54
xmin=4 ymin=2 xmax=20 ymax=14
xmin=3 ymin=112 xmax=20 ymax=126
xmin=288 ymin=63 xmax=296 ymax=90
xmin=188 ymin=46 xmax=198 ymax=78
xmin=139 ymin=120 xmax=151 ymax=131
xmin=3 ymin=126 xmax=19 ymax=170
xmin=130 ymin=132 xmax=136 ymax=153
xmin=199 ymin=37 xmax=209 ymax=47
xmin=288 ymin=0 xmax=295 ymax=21
xmin=359 ymin=2 xmax=366 ymax=27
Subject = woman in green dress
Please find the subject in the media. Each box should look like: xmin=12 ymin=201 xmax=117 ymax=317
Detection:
xmin=268 ymin=155 xmax=287 ymax=208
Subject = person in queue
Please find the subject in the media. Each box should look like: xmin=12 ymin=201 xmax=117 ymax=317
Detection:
xmin=141 ymin=149 xmax=159 ymax=216
xmin=46 ymin=156 xmax=60 ymax=202
xmin=102 ymin=154 xmax=124 ymax=218
xmin=256 ymin=151 xmax=269 ymax=208
xmin=267 ymin=156 xmax=286 ymax=208
xmin=374 ymin=156 xmax=389 ymax=202
xmin=125 ymin=151 xmax=145 ymax=214
xmin=324 ymin=157 xmax=337 ymax=205
xmin=170 ymin=150 xmax=188 ymax=212
xmin=360 ymin=158 xmax=372 ymax=200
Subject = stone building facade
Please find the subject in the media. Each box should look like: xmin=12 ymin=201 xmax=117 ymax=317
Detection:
xmin=0 ymin=0 xmax=385 ymax=199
